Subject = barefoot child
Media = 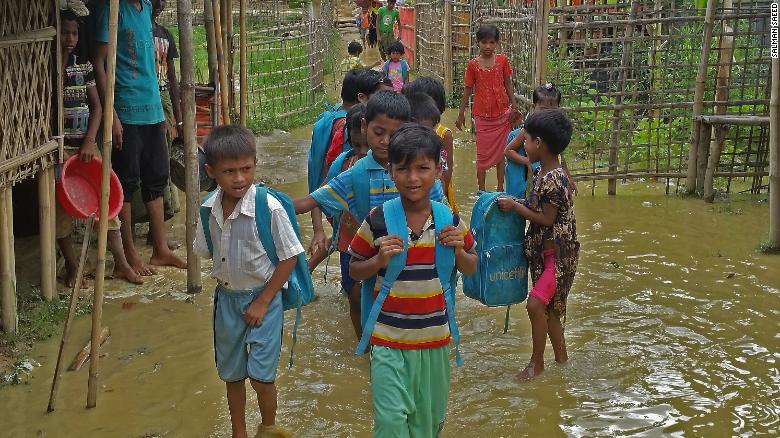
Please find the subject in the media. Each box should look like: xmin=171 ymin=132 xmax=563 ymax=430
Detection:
xmin=496 ymin=110 xmax=579 ymax=380
xmin=456 ymin=24 xmax=522 ymax=193
xmin=55 ymin=9 xmax=143 ymax=286
xmin=194 ymin=125 xmax=303 ymax=438
xmin=382 ymin=40 xmax=409 ymax=93
xmin=348 ymin=124 xmax=477 ymax=435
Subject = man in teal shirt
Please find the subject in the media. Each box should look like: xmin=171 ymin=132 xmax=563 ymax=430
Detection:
xmin=94 ymin=0 xmax=186 ymax=275
xmin=377 ymin=0 xmax=401 ymax=62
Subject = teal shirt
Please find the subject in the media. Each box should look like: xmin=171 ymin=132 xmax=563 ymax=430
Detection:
xmin=96 ymin=0 xmax=163 ymax=125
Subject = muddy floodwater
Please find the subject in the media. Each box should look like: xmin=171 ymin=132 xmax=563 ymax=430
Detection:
xmin=2 ymin=114 xmax=779 ymax=437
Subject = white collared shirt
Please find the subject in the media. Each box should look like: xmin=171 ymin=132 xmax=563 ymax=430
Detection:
xmin=193 ymin=184 xmax=305 ymax=290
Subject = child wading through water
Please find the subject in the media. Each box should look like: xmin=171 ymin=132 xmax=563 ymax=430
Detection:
xmin=497 ymin=110 xmax=580 ymax=381
xmin=194 ymin=126 xmax=303 ymax=438
xmin=383 ymin=40 xmax=409 ymax=93
xmin=348 ymin=124 xmax=477 ymax=435
xmin=377 ymin=0 xmax=401 ymax=62
xmin=456 ymin=24 xmax=522 ymax=193
xmin=55 ymin=9 xmax=143 ymax=286
xmin=403 ymin=77 xmax=457 ymax=212
xmin=505 ymin=83 xmax=576 ymax=198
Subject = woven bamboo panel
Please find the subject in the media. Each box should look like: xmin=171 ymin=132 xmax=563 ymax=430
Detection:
xmin=0 ymin=0 xmax=58 ymax=189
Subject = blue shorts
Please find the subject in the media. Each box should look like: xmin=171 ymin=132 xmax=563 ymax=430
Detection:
xmin=339 ymin=251 xmax=357 ymax=294
xmin=213 ymin=285 xmax=283 ymax=383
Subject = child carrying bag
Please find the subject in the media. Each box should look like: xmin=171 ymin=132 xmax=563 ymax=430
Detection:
xmin=462 ymin=191 xmax=528 ymax=333
xmin=307 ymin=107 xmax=349 ymax=194
xmin=356 ymin=198 xmax=464 ymax=366
xmin=199 ymin=184 xmax=316 ymax=367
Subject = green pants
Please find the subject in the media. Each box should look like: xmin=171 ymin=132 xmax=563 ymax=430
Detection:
xmin=371 ymin=345 xmax=451 ymax=438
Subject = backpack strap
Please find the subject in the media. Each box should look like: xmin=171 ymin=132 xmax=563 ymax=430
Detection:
xmin=355 ymin=198 xmax=408 ymax=356
xmin=382 ymin=60 xmax=390 ymax=77
xmin=401 ymin=60 xmax=409 ymax=82
xmin=199 ymin=190 xmax=220 ymax=257
xmin=431 ymin=201 xmax=463 ymax=366
xmin=307 ymin=109 xmax=347 ymax=194
xmin=351 ymin=157 xmax=372 ymax=222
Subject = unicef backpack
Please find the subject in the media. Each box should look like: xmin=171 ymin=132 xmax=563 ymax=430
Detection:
xmin=307 ymin=108 xmax=348 ymax=194
xmin=199 ymin=184 xmax=315 ymax=366
xmin=356 ymin=198 xmax=464 ymax=365
xmin=462 ymin=191 xmax=528 ymax=332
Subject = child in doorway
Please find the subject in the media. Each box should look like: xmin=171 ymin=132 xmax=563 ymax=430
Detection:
xmin=193 ymin=125 xmax=303 ymax=438
xmin=357 ymin=6 xmax=370 ymax=47
xmin=496 ymin=110 xmax=579 ymax=381
xmin=55 ymin=9 xmax=143 ymax=286
xmin=505 ymin=83 xmax=576 ymax=197
xmin=382 ymin=40 xmax=409 ymax=93
xmin=403 ymin=77 xmax=457 ymax=212
xmin=377 ymin=0 xmax=401 ymax=62
xmin=456 ymin=24 xmax=522 ymax=193
xmin=348 ymin=124 xmax=477 ymax=435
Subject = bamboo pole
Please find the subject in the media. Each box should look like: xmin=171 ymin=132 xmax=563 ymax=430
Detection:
xmin=533 ymin=0 xmax=550 ymax=87
xmin=770 ymin=50 xmax=780 ymax=248
xmin=224 ymin=0 xmax=235 ymax=114
xmin=178 ymin=0 xmax=202 ymax=294
xmin=239 ymin=0 xmax=247 ymax=127
xmin=0 ymin=188 xmax=17 ymax=334
xmin=211 ymin=0 xmax=231 ymax=123
xmin=607 ymin=0 xmax=639 ymax=196
xmin=204 ymin=0 xmax=219 ymax=85
xmin=443 ymin=0 xmax=453 ymax=95
xmin=38 ymin=168 xmax=55 ymax=300
xmin=87 ymin=0 xmax=119 ymax=409
xmin=704 ymin=0 xmax=735 ymax=203
xmin=48 ymin=214 xmax=94 ymax=413
xmin=686 ymin=0 xmax=718 ymax=194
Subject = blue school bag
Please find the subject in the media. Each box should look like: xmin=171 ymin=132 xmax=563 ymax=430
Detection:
xmin=382 ymin=59 xmax=409 ymax=83
xmin=199 ymin=184 xmax=315 ymax=367
xmin=307 ymin=107 xmax=349 ymax=193
xmin=462 ymin=191 xmax=528 ymax=332
xmin=505 ymin=127 xmax=528 ymax=198
xmin=356 ymin=198 xmax=464 ymax=366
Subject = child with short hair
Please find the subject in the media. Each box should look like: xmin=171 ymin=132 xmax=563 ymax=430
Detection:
xmin=496 ymin=110 xmax=579 ymax=381
xmin=357 ymin=6 xmax=370 ymax=47
xmin=403 ymin=77 xmax=457 ymax=212
xmin=348 ymin=123 xmax=477 ymax=435
xmin=194 ymin=125 xmax=304 ymax=438
xmin=340 ymin=41 xmax=366 ymax=79
xmin=377 ymin=0 xmax=401 ymax=61
xmin=406 ymin=92 xmax=441 ymax=128
xmin=382 ymin=40 xmax=409 ymax=92
xmin=456 ymin=24 xmax=522 ymax=193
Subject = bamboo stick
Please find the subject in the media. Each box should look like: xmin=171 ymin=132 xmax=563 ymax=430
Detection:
xmin=770 ymin=51 xmax=780 ymax=248
xmin=48 ymin=214 xmax=94 ymax=412
xmin=178 ymin=0 xmax=202 ymax=294
xmin=87 ymin=0 xmax=119 ymax=409
xmin=224 ymin=0 xmax=235 ymax=114
xmin=696 ymin=120 xmax=712 ymax=193
xmin=686 ymin=0 xmax=718 ymax=194
xmin=38 ymin=168 xmax=55 ymax=300
xmin=533 ymin=0 xmax=550 ymax=87
xmin=0 ymin=27 xmax=57 ymax=48
xmin=239 ymin=0 xmax=247 ymax=127
xmin=704 ymin=0 xmax=735 ymax=203
xmin=70 ymin=326 xmax=110 ymax=372
xmin=443 ymin=0 xmax=453 ymax=95
xmin=607 ymin=0 xmax=639 ymax=196
xmin=211 ymin=0 xmax=231 ymax=123
xmin=0 ymin=139 xmax=60 ymax=174
xmin=204 ymin=0 xmax=219 ymax=86
xmin=0 ymin=188 xmax=17 ymax=334
xmin=697 ymin=115 xmax=769 ymax=125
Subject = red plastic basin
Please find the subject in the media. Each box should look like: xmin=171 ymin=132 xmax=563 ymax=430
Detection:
xmin=56 ymin=155 xmax=124 ymax=220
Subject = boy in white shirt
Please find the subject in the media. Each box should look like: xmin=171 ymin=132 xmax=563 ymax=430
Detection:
xmin=194 ymin=125 xmax=303 ymax=438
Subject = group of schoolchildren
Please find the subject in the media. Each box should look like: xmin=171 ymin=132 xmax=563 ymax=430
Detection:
xmin=55 ymin=0 xmax=186 ymax=289
xmin=196 ymin=22 xmax=580 ymax=437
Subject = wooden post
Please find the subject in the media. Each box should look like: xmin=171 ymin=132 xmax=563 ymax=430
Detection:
xmin=443 ymin=0 xmax=453 ymax=95
xmin=204 ymin=0 xmax=219 ymax=86
xmin=703 ymin=0 xmax=734 ymax=202
xmin=0 ymin=187 xmax=17 ymax=334
xmin=413 ymin=2 xmax=419 ymax=70
xmin=87 ymin=0 xmax=119 ymax=409
xmin=178 ymin=0 xmax=202 ymax=294
xmin=239 ymin=0 xmax=247 ymax=126
xmin=607 ymin=1 xmax=639 ymax=196
xmin=686 ymin=0 xmax=718 ymax=194
xmin=211 ymin=0 xmax=231 ymax=123
xmin=38 ymin=168 xmax=56 ymax=300
xmin=223 ymin=0 xmax=235 ymax=115
xmin=770 ymin=51 xmax=780 ymax=248
xmin=533 ymin=0 xmax=550 ymax=87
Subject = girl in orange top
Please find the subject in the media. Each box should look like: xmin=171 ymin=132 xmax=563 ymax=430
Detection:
xmin=456 ymin=24 xmax=522 ymax=193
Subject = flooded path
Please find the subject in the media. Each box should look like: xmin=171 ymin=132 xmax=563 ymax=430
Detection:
xmin=2 ymin=114 xmax=779 ymax=437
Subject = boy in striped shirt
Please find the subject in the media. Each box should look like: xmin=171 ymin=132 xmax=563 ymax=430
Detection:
xmin=348 ymin=124 xmax=478 ymax=437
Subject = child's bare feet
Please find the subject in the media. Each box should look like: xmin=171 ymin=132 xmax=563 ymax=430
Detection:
xmin=128 ymin=254 xmax=157 ymax=276
xmin=111 ymin=263 xmax=144 ymax=284
xmin=149 ymin=250 xmax=187 ymax=269
xmin=516 ymin=361 xmax=544 ymax=381
xmin=146 ymin=232 xmax=181 ymax=251
xmin=59 ymin=264 xmax=90 ymax=289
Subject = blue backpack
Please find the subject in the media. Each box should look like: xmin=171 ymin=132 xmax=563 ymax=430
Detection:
xmin=356 ymin=198 xmax=464 ymax=365
xmin=505 ymin=127 xmax=528 ymax=198
xmin=307 ymin=108 xmax=349 ymax=194
xmin=383 ymin=59 xmax=409 ymax=83
xmin=462 ymin=192 xmax=528 ymax=333
xmin=199 ymin=184 xmax=315 ymax=367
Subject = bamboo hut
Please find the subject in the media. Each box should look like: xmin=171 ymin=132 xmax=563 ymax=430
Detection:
xmin=0 ymin=0 xmax=62 ymax=333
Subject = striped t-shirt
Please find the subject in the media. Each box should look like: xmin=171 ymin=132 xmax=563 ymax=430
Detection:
xmin=348 ymin=204 xmax=476 ymax=349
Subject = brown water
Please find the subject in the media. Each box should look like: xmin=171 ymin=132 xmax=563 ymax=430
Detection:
xmin=2 ymin=114 xmax=778 ymax=437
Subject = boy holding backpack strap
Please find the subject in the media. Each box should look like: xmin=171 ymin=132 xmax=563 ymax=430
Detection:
xmin=194 ymin=125 xmax=310 ymax=438
xmin=348 ymin=124 xmax=477 ymax=437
